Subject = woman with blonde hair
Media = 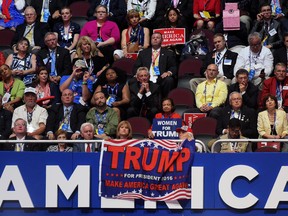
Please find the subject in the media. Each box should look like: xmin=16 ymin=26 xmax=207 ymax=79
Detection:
xmin=74 ymin=36 xmax=109 ymax=82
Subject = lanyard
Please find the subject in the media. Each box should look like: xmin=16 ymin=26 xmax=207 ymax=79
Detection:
xmin=95 ymin=111 xmax=107 ymax=124
xmin=249 ymin=48 xmax=262 ymax=70
xmin=107 ymin=83 xmax=119 ymax=96
xmin=83 ymin=57 xmax=94 ymax=75
xmin=231 ymin=110 xmax=241 ymax=120
xmin=204 ymin=0 xmax=211 ymax=11
xmin=204 ymin=80 xmax=217 ymax=104
xmin=27 ymin=111 xmax=33 ymax=124
xmin=4 ymin=79 xmax=14 ymax=93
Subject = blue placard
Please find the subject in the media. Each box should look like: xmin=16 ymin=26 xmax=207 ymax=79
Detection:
xmin=152 ymin=118 xmax=182 ymax=139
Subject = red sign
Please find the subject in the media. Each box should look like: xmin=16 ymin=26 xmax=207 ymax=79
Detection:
xmin=153 ymin=28 xmax=186 ymax=46
xmin=183 ymin=113 xmax=207 ymax=128
xmin=126 ymin=53 xmax=138 ymax=60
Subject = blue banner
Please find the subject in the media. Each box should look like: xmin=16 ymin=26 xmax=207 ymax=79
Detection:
xmin=100 ymin=139 xmax=196 ymax=200
xmin=152 ymin=118 xmax=182 ymax=139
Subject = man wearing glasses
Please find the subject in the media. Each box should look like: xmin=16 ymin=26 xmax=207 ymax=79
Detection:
xmin=251 ymin=3 xmax=283 ymax=52
xmin=233 ymin=32 xmax=274 ymax=87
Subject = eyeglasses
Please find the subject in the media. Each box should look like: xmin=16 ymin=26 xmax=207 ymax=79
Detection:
xmin=15 ymin=123 xmax=26 ymax=127
xmin=261 ymin=9 xmax=271 ymax=12
xmin=250 ymin=43 xmax=261 ymax=48
xmin=25 ymin=13 xmax=35 ymax=17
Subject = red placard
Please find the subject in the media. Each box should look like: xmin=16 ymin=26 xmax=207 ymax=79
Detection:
xmin=126 ymin=53 xmax=138 ymax=60
xmin=153 ymin=28 xmax=186 ymax=46
xmin=183 ymin=113 xmax=207 ymax=128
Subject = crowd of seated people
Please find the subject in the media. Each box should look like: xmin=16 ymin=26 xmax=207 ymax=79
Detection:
xmin=1 ymin=0 xmax=288 ymax=153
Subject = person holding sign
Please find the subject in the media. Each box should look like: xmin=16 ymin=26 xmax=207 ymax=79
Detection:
xmin=193 ymin=0 xmax=221 ymax=30
xmin=147 ymin=98 xmax=182 ymax=139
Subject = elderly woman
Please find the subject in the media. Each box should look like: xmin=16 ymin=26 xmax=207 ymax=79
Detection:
xmin=80 ymin=5 xmax=120 ymax=64
xmin=5 ymin=37 xmax=37 ymax=86
xmin=74 ymin=36 xmax=109 ymax=83
xmin=121 ymin=9 xmax=149 ymax=57
xmin=0 ymin=64 xmax=25 ymax=112
xmin=258 ymin=94 xmax=288 ymax=151
xmin=53 ymin=7 xmax=80 ymax=59
xmin=0 ymin=0 xmax=25 ymax=30
xmin=46 ymin=130 xmax=73 ymax=152
xmin=116 ymin=121 xmax=133 ymax=139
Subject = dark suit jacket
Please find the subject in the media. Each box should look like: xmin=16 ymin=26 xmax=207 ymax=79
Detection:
xmin=129 ymin=81 xmax=161 ymax=112
xmin=133 ymin=48 xmax=178 ymax=80
xmin=73 ymin=138 xmax=101 ymax=152
xmin=37 ymin=46 xmax=72 ymax=77
xmin=251 ymin=19 xmax=283 ymax=49
xmin=46 ymin=103 xmax=88 ymax=134
xmin=3 ymin=136 xmax=38 ymax=151
xmin=228 ymin=82 xmax=259 ymax=109
xmin=273 ymin=47 xmax=287 ymax=66
xmin=163 ymin=0 xmax=193 ymax=20
xmin=260 ymin=76 xmax=288 ymax=108
xmin=216 ymin=105 xmax=258 ymax=138
xmin=12 ymin=22 xmax=50 ymax=48
xmin=87 ymin=0 xmax=126 ymax=24
xmin=31 ymin=0 xmax=63 ymax=20
xmin=200 ymin=49 xmax=238 ymax=79
xmin=0 ymin=108 xmax=12 ymax=140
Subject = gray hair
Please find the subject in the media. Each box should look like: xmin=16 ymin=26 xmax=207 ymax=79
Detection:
xmin=136 ymin=67 xmax=149 ymax=77
xmin=80 ymin=122 xmax=95 ymax=134
xmin=229 ymin=91 xmax=242 ymax=102
xmin=248 ymin=32 xmax=261 ymax=44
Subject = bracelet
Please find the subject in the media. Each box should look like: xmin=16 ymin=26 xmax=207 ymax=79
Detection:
xmin=82 ymin=81 xmax=87 ymax=85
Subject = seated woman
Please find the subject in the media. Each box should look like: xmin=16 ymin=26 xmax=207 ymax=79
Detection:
xmin=193 ymin=0 xmax=221 ymax=30
xmin=53 ymin=7 xmax=80 ymax=59
xmin=116 ymin=120 xmax=133 ymax=139
xmin=95 ymin=67 xmax=130 ymax=120
xmin=5 ymin=37 xmax=37 ymax=86
xmin=147 ymin=98 xmax=182 ymax=139
xmin=120 ymin=9 xmax=150 ymax=57
xmin=74 ymin=36 xmax=110 ymax=83
xmin=0 ymin=0 xmax=25 ymax=31
xmin=158 ymin=7 xmax=187 ymax=62
xmin=258 ymin=94 xmax=288 ymax=152
xmin=32 ymin=66 xmax=61 ymax=108
xmin=0 ymin=64 xmax=25 ymax=112
xmin=80 ymin=5 xmax=120 ymax=64
xmin=46 ymin=129 xmax=73 ymax=152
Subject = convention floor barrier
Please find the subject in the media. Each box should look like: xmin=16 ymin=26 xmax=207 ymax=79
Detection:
xmin=0 ymin=139 xmax=288 ymax=216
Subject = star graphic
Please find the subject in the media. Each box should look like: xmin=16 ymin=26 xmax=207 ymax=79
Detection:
xmin=147 ymin=141 xmax=152 ymax=146
xmin=140 ymin=143 xmax=145 ymax=147
xmin=138 ymin=188 xmax=143 ymax=194
xmin=154 ymin=143 xmax=159 ymax=149
xmin=132 ymin=190 xmax=137 ymax=193
xmin=151 ymin=192 xmax=155 ymax=197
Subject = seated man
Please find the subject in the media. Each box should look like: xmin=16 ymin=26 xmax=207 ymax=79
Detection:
xmin=251 ymin=3 xmax=283 ymax=52
xmin=274 ymin=33 xmax=288 ymax=66
xmin=133 ymin=32 xmax=177 ymax=97
xmin=217 ymin=92 xmax=257 ymax=139
xmin=37 ymin=32 xmax=72 ymax=84
xmin=210 ymin=118 xmax=252 ymax=153
xmin=12 ymin=6 xmax=49 ymax=53
xmin=233 ymin=32 xmax=274 ymax=86
xmin=190 ymin=33 xmax=238 ymax=94
xmin=3 ymin=118 xmax=38 ymax=151
xmin=127 ymin=67 xmax=161 ymax=122
xmin=46 ymin=89 xmax=88 ymax=140
xmin=60 ymin=60 xmax=93 ymax=106
xmin=86 ymin=91 xmax=119 ymax=139
xmin=259 ymin=63 xmax=288 ymax=112
xmin=12 ymin=87 xmax=48 ymax=140
xmin=228 ymin=69 xmax=259 ymax=109
xmin=193 ymin=64 xmax=228 ymax=119
xmin=73 ymin=123 xmax=101 ymax=153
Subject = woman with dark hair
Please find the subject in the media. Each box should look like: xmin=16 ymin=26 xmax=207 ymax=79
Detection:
xmin=257 ymin=94 xmax=288 ymax=140
xmin=0 ymin=64 xmax=25 ymax=112
xmin=147 ymin=98 xmax=182 ymax=139
xmin=116 ymin=120 xmax=133 ymax=139
xmin=46 ymin=130 xmax=73 ymax=152
xmin=53 ymin=7 xmax=80 ymax=59
xmin=5 ymin=37 xmax=36 ymax=86
xmin=32 ymin=66 xmax=61 ymax=108
xmin=94 ymin=67 xmax=129 ymax=120
xmin=0 ymin=0 xmax=25 ymax=30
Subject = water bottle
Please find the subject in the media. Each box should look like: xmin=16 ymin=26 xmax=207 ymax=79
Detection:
xmin=248 ymin=69 xmax=255 ymax=81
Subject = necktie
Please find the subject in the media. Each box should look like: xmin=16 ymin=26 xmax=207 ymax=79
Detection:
xmin=50 ymin=50 xmax=57 ymax=76
xmin=25 ymin=25 xmax=33 ymax=43
xmin=264 ymin=22 xmax=269 ymax=33
xmin=216 ymin=52 xmax=221 ymax=65
xmin=86 ymin=144 xmax=91 ymax=152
